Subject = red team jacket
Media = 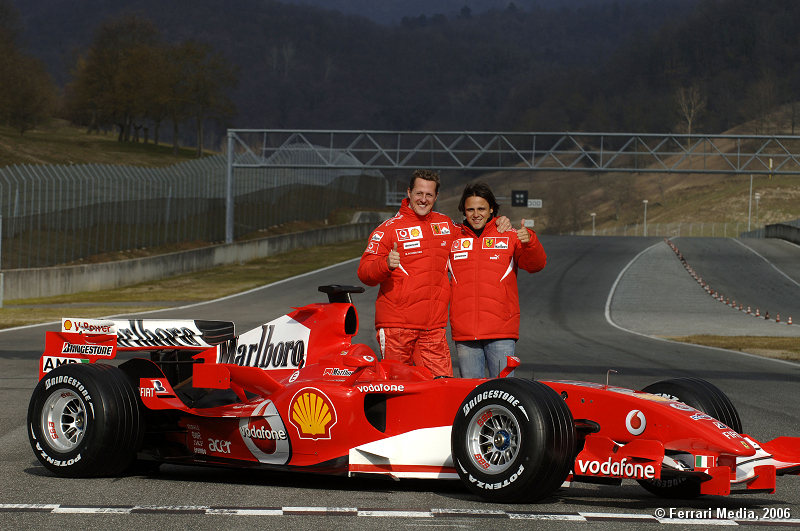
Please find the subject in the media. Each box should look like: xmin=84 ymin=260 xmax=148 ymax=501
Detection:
xmin=357 ymin=199 xmax=455 ymax=330
xmin=448 ymin=217 xmax=546 ymax=341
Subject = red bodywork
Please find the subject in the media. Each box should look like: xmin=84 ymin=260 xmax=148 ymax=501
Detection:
xmin=38 ymin=298 xmax=800 ymax=494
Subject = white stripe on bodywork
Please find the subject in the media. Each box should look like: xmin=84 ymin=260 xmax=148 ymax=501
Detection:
xmin=349 ymin=426 xmax=453 ymax=476
xmin=398 ymin=264 xmax=409 ymax=276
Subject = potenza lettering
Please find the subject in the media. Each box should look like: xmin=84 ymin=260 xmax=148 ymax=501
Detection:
xmin=468 ymin=464 xmax=525 ymax=490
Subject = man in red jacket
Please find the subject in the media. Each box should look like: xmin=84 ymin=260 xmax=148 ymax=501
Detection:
xmin=448 ymin=182 xmax=546 ymax=378
xmin=357 ymin=169 xmax=456 ymax=377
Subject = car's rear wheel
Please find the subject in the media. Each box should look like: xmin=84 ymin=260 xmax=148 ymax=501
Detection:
xmin=637 ymin=377 xmax=741 ymax=498
xmin=28 ymin=363 xmax=143 ymax=477
xmin=452 ymin=378 xmax=575 ymax=502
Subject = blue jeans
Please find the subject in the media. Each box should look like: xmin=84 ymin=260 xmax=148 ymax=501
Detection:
xmin=455 ymin=339 xmax=516 ymax=378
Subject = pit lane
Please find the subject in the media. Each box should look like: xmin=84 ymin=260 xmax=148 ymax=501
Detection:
xmin=1 ymin=235 xmax=799 ymax=530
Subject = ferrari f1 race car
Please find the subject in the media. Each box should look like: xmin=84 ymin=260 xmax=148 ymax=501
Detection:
xmin=28 ymin=285 xmax=800 ymax=502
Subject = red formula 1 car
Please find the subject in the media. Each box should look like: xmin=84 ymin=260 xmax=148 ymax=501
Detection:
xmin=28 ymin=285 xmax=800 ymax=502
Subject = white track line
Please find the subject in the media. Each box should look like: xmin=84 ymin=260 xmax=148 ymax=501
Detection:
xmin=604 ymin=241 xmax=799 ymax=368
xmin=732 ymin=238 xmax=800 ymax=289
xmin=0 ymin=258 xmax=361 ymax=334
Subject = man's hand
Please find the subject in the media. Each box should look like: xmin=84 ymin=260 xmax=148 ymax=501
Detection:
xmin=387 ymin=242 xmax=400 ymax=269
xmin=517 ymin=219 xmax=531 ymax=243
xmin=496 ymin=215 xmax=512 ymax=232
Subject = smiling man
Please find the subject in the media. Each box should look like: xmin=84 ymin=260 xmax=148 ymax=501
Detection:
xmin=448 ymin=182 xmax=547 ymax=378
xmin=357 ymin=169 xmax=457 ymax=377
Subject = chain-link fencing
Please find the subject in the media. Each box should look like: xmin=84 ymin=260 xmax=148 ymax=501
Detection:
xmin=0 ymin=155 xmax=387 ymax=269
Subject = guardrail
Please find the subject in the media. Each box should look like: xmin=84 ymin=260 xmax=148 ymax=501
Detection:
xmin=765 ymin=222 xmax=800 ymax=245
xmin=2 ymin=222 xmax=376 ymax=300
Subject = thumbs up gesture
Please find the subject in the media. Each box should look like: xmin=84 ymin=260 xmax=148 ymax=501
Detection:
xmin=517 ymin=219 xmax=531 ymax=243
xmin=387 ymin=242 xmax=401 ymax=269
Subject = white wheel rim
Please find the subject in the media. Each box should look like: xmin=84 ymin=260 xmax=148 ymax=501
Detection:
xmin=465 ymin=404 xmax=520 ymax=474
xmin=41 ymin=389 xmax=87 ymax=452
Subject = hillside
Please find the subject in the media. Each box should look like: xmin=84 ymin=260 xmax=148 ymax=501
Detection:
xmin=0 ymin=120 xmax=204 ymax=167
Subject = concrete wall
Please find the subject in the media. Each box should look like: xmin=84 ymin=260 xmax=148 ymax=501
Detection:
xmin=4 ymin=223 xmax=375 ymax=300
xmin=765 ymin=223 xmax=800 ymax=245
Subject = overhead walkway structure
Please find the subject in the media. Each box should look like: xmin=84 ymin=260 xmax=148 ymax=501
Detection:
xmin=225 ymin=130 xmax=800 ymax=241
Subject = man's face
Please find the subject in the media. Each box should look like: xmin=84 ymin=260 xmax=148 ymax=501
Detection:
xmin=464 ymin=196 xmax=492 ymax=230
xmin=407 ymin=178 xmax=438 ymax=217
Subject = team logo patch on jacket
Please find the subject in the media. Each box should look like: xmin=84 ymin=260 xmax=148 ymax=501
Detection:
xmin=366 ymin=242 xmax=379 ymax=254
xmin=451 ymin=238 xmax=474 ymax=252
xmin=483 ymin=237 xmax=509 ymax=249
xmin=396 ymin=226 xmax=423 ymax=241
xmin=371 ymin=231 xmax=384 ymax=241
xmin=431 ymin=222 xmax=450 ymax=235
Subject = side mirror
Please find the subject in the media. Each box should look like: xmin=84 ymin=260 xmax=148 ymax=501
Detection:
xmin=343 ymin=352 xmax=377 ymax=369
xmin=498 ymin=356 xmax=521 ymax=378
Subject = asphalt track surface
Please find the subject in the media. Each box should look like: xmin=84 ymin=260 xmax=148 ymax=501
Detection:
xmin=1 ymin=235 xmax=799 ymax=529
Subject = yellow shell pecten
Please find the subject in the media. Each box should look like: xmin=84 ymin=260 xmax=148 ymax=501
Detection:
xmin=292 ymin=391 xmax=331 ymax=435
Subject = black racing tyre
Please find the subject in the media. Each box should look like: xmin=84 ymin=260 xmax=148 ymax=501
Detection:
xmin=28 ymin=363 xmax=143 ymax=477
xmin=452 ymin=378 xmax=576 ymax=503
xmin=637 ymin=377 xmax=742 ymax=498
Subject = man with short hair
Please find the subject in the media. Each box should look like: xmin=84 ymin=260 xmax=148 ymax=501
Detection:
xmin=358 ymin=169 xmax=455 ymax=377
xmin=358 ymin=170 xmax=509 ymax=378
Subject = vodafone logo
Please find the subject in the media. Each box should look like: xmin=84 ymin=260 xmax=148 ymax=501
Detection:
xmin=625 ymin=409 xmax=646 ymax=436
xmin=238 ymin=399 xmax=291 ymax=465
xmin=240 ymin=418 xmax=287 ymax=454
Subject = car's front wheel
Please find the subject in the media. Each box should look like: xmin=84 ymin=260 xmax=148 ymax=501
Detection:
xmin=637 ymin=377 xmax=741 ymax=498
xmin=451 ymin=378 xmax=576 ymax=502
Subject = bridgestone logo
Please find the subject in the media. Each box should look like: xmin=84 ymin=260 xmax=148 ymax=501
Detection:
xmin=463 ymin=390 xmax=521 ymax=415
xmin=61 ymin=343 xmax=114 ymax=356
xmin=469 ymin=464 xmax=525 ymax=489
xmin=44 ymin=376 xmax=92 ymax=402
xmin=240 ymin=426 xmax=287 ymax=440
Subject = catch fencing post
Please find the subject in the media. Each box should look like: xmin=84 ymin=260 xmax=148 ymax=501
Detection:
xmin=225 ymin=131 xmax=234 ymax=244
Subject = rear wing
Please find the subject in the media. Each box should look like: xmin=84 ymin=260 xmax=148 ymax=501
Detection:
xmin=39 ymin=318 xmax=236 ymax=380
xmin=61 ymin=318 xmax=235 ymax=350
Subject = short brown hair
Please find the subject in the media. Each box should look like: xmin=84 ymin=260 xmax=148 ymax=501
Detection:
xmin=408 ymin=169 xmax=440 ymax=194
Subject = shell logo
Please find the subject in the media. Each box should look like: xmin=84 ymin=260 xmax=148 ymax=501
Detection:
xmin=462 ymin=239 xmax=471 ymax=249
xmin=64 ymin=320 xmax=72 ymax=330
xmin=411 ymin=228 xmax=421 ymax=237
xmin=289 ymin=388 xmax=337 ymax=440
xmin=625 ymin=409 xmax=646 ymax=436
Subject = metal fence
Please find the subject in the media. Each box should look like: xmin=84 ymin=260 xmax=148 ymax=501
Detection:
xmin=0 ymin=155 xmax=387 ymax=269
xmin=577 ymin=222 xmax=766 ymax=238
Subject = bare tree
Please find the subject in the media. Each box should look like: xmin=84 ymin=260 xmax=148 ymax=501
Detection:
xmin=675 ymin=84 xmax=705 ymax=140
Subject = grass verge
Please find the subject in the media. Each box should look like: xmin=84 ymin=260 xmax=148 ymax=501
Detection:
xmin=667 ymin=335 xmax=800 ymax=361
xmin=1 ymin=240 xmax=366 ymax=329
